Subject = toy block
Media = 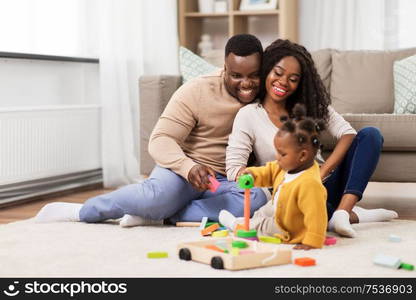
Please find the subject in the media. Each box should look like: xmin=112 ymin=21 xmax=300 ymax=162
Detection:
xmin=324 ymin=236 xmax=337 ymax=245
xmin=242 ymin=236 xmax=259 ymax=241
xmin=230 ymin=248 xmax=240 ymax=256
xmin=259 ymin=236 xmax=281 ymax=244
xmin=205 ymin=244 xmax=227 ymax=253
xmin=175 ymin=222 xmax=201 ymax=227
xmin=147 ymin=252 xmax=168 ymax=258
xmin=373 ymin=254 xmax=401 ymax=269
xmin=388 ymin=234 xmax=401 ymax=242
xmin=215 ymin=240 xmax=228 ymax=252
xmin=201 ymin=223 xmax=220 ymax=236
xmin=212 ymin=230 xmax=229 ymax=238
xmin=237 ymin=174 xmax=254 ymax=189
xmin=208 ymin=176 xmax=221 ymax=192
xmin=294 ymin=257 xmax=316 ymax=267
xmin=236 ymin=229 xmax=257 ymax=238
xmin=240 ymin=250 xmax=255 ymax=255
xmin=400 ymin=263 xmax=414 ymax=271
xmin=205 ymin=222 xmax=220 ymax=228
xmin=234 ymin=224 xmax=246 ymax=232
xmin=231 ymin=240 xmax=248 ymax=249
xmin=199 ymin=217 xmax=208 ymax=229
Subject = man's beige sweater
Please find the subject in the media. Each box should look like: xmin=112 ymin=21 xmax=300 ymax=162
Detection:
xmin=148 ymin=70 xmax=244 ymax=180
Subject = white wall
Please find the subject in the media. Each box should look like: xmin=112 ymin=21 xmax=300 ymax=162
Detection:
xmin=0 ymin=58 xmax=99 ymax=108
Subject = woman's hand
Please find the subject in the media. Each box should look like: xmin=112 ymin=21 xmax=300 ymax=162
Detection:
xmin=293 ymin=244 xmax=315 ymax=250
xmin=319 ymin=164 xmax=332 ymax=183
xmin=235 ymin=166 xmax=247 ymax=180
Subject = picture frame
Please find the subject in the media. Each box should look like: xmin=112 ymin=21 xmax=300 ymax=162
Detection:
xmin=239 ymin=0 xmax=278 ymax=11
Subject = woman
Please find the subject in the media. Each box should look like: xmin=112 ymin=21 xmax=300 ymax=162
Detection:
xmin=226 ymin=39 xmax=398 ymax=238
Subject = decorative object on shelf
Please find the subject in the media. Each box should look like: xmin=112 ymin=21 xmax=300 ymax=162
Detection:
xmin=201 ymin=49 xmax=223 ymax=68
xmin=197 ymin=34 xmax=223 ymax=67
xmin=214 ymin=0 xmax=228 ymax=13
xmin=198 ymin=34 xmax=214 ymax=57
xmin=239 ymin=0 xmax=278 ymax=11
xmin=198 ymin=0 xmax=214 ymax=13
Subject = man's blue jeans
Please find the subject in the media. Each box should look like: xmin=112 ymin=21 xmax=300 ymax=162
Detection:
xmin=79 ymin=166 xmax=267 ymax=223
xmin=324 ymin=127 xmax=384 ymax=219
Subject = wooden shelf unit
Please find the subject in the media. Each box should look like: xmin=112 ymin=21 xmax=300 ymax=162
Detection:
xmin=178 ymin=0 xmax=298 ymax=53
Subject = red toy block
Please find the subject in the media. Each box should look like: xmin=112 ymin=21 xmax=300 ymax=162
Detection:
xmin=324 ymin=236 xmax=337 ymax=245
xmin=294 ymin=257 xmax=316 ymax=267
xmin=208 ymin=176 xmax=220 ymax=193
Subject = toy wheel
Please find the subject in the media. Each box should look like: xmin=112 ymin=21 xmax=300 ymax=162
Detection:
xmin=211 ymin=256 xmax=224 ymax=269
xmin=179 ymin=248 xmax=192 ymax=261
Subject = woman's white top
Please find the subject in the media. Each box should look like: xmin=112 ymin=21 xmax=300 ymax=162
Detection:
xmin=226 ymin=103 xmax=357 ymax=181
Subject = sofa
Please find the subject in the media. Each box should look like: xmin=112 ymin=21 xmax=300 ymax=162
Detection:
xmin=139 ymin=48 xmax=416 ymax=182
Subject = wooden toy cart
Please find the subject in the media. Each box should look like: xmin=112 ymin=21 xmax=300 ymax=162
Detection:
xmin=177 ymin=238 xmax=292 ymax=270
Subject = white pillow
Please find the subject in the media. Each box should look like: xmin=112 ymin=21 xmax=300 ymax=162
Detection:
xmin=394 ymin=55 xmax=416 ymax=114
xmin=179 ymin=46 xmax=219 ymax=83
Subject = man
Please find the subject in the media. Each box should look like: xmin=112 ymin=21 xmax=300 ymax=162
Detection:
xmin=35 ymin=34 xmax=267 ymax=226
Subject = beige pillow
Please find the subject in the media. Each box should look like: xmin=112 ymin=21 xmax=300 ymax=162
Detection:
xmin=330 ymin=48 xmax=416 ymax=114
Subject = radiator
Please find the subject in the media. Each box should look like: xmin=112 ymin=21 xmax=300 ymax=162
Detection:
xmin=0 ymin=105 xmax=102 ymax=186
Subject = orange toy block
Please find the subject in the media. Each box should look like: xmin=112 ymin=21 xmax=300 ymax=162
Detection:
xmin=294 ymin=257 xmax=316 ymax=267
xmin=205 ymin=244 xmax=227 ymax=253
xmin=201 ymin=223 xmax=220 ymax=236
xmin=234 ymin=223 xmax=246 ymax=232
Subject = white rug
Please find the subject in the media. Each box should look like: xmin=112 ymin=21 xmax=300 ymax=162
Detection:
xmin=0 ymin=219 xmax=415 ymax=278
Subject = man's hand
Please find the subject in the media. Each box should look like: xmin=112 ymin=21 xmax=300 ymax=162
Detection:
xmin=188 ymin=165 xmax=216 ymax=191
xmin=293 ymin=243 xmax=315 ymax=250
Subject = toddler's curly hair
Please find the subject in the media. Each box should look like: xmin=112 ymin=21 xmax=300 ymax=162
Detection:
xmin=279 ymin=103 xmax=326 ymax=150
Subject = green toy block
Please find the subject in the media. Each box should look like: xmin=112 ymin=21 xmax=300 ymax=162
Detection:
xmin=238 ymin=174 xmax=254 ymax=189
xmin=231 ymin=240 xmax=248 ymax=249
xmin=236 ymin=229 xmax=257 ymax=238
xmin=400 ymin=263 xmax=414 ymax=271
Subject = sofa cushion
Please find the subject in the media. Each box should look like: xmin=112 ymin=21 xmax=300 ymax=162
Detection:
xmin=330 ymin=48 xmax=416 ymax=114
xmin=311 ymin=49 xmax=333 ymax=92
xmin=321 ymin=114 xmax=416 ymax=151
xmin=393 ymin=55 xmax=416 ymax=114
xmin=139 ymin=75 xmax=182 ymax=175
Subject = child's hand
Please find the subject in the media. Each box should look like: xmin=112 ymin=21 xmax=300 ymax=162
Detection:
xmin=236 ymin=168 xmax=254 ymax=180
xmin=293 ymin=244 xmax=315 ymax=250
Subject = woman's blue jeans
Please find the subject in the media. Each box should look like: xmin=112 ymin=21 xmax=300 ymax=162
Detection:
xmin=324 ymin=127 xmax=384 ymax=219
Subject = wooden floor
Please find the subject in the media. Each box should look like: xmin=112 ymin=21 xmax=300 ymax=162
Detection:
xmin=0 ymin=188 xmax=113 ymax=224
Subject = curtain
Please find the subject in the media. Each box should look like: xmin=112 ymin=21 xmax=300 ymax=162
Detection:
xmin=0 ymin=0 xmax=179 ymax=188
xmin=299 ymin=0 xmax=416 ymax=51
xmin=87 ymin=0 xmax=179 ymax=187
